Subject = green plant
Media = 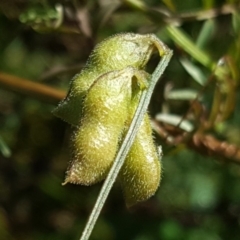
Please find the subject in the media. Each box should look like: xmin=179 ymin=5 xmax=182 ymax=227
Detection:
xmin=1 ymin=1 xmax=240 ymax=240
xmin=53 ymin=33 xmax=172 ymax=239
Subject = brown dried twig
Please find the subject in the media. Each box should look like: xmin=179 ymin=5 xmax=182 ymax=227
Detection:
xmin=152 ymin=120 xmax=240 ymax=165
xmin=189 ymin=134 xmax=240 ymax=164
xmin=0 ymin=72 xmax=66 ymax=104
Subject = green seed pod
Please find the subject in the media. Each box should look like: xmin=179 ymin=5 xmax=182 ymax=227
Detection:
xmin=63 ymin=68 xmax=144 ymax=185
xmin=53 ymin=33 xmax=165 ymax=126
xmin=53 ymin=33 xmax=165 ymax=206
xmin=120 ymin=88 xmax=161 ymax=207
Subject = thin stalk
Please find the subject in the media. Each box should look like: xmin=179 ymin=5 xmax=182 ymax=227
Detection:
xmin=79 ymin=48 xmax=173 ymax=240
xmin=0 ymin=72 xmax=66 ymax=104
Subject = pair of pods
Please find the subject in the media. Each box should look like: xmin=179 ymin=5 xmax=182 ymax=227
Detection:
xmin=53 ymin=33 xmax=164 ymax=206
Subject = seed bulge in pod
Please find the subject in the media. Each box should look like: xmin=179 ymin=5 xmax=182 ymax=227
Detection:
xmin=63 ymin=68 xmax=136 ymax=185
xmin=120 ymin=88 xmax=161 ymax=206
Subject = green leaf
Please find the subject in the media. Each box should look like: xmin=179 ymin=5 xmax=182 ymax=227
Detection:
xmin=19 ymin=4 xmax=63 ymax=32
xmin=155 ymin=113 xmax=194 ymax=132
xmin=166 ymin=88 xmax=198 ymax=100
xmin=196 ymin=19 xmax=215 ymax=49
xmin=166 ymin=25 xmax=215 ymax=69
xmin=232 ymin=12 xmax=240 ymax=35
xmin=0 ymin=136 xmax=11 ymax=158
xmin=180 ymin=57 xmax=207 ymax=85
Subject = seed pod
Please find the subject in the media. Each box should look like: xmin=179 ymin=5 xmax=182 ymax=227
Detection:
xmin=120 ymin=93 xmax=161 ymax=207
xmin=63 ymin=68 xmax=140 ymax=185
xmin=53 ymin=33 xmax=165 ymax=205
xmin=53 ymin=33 xmax=165 ymax=126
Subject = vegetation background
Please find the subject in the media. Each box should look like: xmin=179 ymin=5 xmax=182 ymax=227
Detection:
xmin=0 ymin=0 xmax=240 ymax=239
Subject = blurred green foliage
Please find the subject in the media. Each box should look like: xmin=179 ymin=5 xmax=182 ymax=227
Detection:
xmin=0 ymin=0 xmax=240 ymax=240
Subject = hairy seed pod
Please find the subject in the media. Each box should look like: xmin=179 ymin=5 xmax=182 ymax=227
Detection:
xmin=63 ymin=68 xmax=144 ymax=185
xmin=53 ymin=33 xmax=165 ymax=126
xmin=53 ymin=33 xmax=165 ymax=205
xmin=120 ymin=94 xmax=161 ymax=207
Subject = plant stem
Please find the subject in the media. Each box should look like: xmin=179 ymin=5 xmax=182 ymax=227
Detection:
xmin=0 ymin=72 xmax=66 ymax=104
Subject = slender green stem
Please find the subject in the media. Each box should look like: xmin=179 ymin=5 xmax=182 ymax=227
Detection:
xmin=79 ymin=48 xmax=173 ymax=240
